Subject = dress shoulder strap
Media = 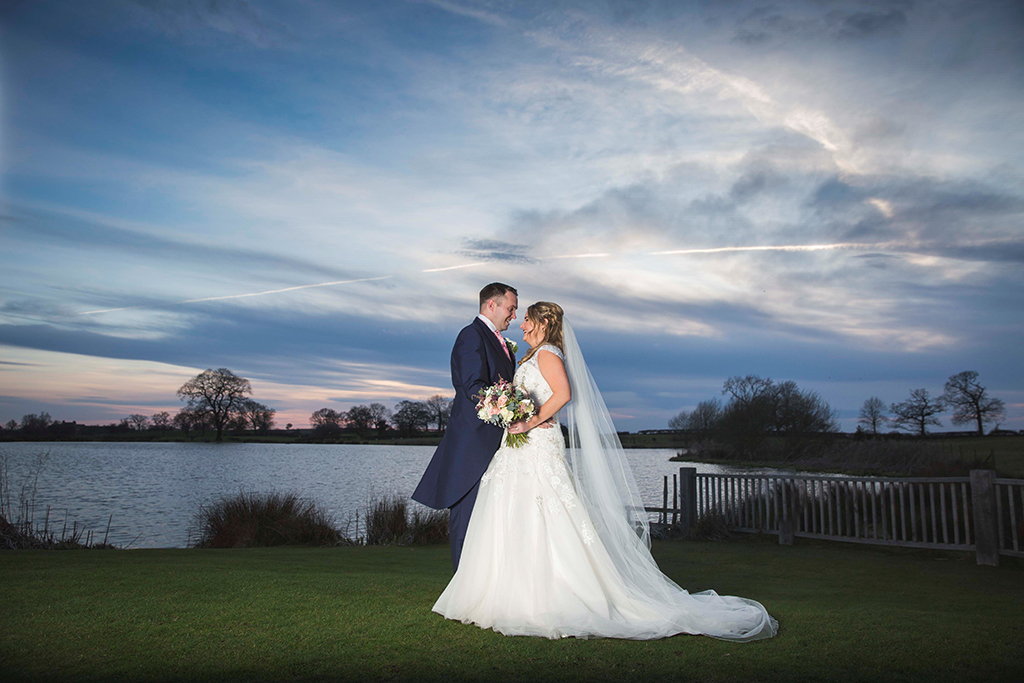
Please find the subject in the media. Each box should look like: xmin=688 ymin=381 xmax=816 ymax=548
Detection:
xmin=536 ymin=344 xmax=564 ymax=360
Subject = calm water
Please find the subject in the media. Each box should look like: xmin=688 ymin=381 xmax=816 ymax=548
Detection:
xmin=0 ymin=442 xmax=796 ymax=548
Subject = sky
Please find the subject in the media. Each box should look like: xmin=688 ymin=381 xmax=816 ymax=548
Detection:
xmin=1 ymin=0 xmax=1022 ymax=433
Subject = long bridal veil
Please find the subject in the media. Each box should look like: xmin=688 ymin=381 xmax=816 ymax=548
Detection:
xmin=561 ymin=319 xmax=778 ymax=641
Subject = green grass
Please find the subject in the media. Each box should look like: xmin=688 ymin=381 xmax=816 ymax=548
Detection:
xmin=944 ymin=435 xmax=1024 ymax=477
xmin=1 ymin=541 xmax=1022 ymax=682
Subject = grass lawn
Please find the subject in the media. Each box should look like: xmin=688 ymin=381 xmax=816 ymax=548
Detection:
xmin=1 ymin=540 xmax=1022 ymax=682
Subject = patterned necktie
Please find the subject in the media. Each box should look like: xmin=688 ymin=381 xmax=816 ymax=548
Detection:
xmin=494 ymin=330 xmax=510 ymax=359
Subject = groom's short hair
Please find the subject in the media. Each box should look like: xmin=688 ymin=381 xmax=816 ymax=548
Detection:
xmin=479 ymin=282 xmax=517 ymax=308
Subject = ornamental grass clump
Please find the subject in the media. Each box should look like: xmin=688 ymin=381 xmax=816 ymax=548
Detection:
xmin=190 ymin=490 xmax=342 ymax=548
xmin=682 ymin=510 xmax=733 ymax=542
xmin=363 ymin=495 xmax=449 ymax=546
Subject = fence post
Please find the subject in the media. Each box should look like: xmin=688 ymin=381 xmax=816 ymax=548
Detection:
xmin=679 ymin=467 xmax=697 ymax=530
xmin=970 ymin=470 xmax=1000 ymax=566
xmin=779 ymin=479 xmax=795 ymax=546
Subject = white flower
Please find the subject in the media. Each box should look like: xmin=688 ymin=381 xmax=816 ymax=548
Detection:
xmin=499 ymin=407 xmax=513 ymax=422
xmin=503 ymin=337 xmax=518 ymax=354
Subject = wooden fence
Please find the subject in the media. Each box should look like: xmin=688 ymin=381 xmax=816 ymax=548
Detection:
xmin=646 ymin=468 xmax=1024 ymax=566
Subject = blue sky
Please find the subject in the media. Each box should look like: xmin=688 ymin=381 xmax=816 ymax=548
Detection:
xmin=1 ymin=0 xmax=1022 ymax=432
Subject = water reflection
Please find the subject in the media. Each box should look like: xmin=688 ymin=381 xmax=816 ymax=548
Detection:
xmin=0 ymin=442 xmax=805 ymax=548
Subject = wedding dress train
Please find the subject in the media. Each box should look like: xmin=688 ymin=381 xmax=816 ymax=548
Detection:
xmin=433 ymin=336 xmax=778 ymax=641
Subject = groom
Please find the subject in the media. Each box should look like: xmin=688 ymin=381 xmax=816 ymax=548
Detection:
xmin=412 ymin=282 xmax=518 ymax=571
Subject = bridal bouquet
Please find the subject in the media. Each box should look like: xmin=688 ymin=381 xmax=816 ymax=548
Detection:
xmin=475 ymin=379 xmax=536 ymax=448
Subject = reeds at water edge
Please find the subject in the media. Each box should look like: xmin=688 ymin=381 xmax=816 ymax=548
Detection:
xmin=0 ymin=452 xmax=119 ymax=550
xmin=188 ymin=490 xmax=449 ymax=548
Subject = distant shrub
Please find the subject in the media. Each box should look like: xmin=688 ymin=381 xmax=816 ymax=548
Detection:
xmin=190 ymin=490 xmax=342 ymax=548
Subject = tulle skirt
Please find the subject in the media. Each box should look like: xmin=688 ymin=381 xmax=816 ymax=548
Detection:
xmin=432 ymin=426 xmax=778 ymax=641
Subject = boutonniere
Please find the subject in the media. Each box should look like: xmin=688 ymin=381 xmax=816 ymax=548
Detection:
xmin=503 ymin=337 xmax=518 ymax=355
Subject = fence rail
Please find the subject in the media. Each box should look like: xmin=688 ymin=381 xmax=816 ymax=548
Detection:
xmin=646 ymin=468 xmax=1024 ymax=566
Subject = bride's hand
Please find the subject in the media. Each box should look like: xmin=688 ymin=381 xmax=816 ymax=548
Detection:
xmin=509 ymin=417 xmax=553 ymax=434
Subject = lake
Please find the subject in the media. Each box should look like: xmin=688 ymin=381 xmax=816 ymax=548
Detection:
xmin=0 ymin=442 xmax=799 ymax=548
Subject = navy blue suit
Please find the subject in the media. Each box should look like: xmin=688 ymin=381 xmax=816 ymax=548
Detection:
xmin=412 ymin=317 xmax=516 ymax=571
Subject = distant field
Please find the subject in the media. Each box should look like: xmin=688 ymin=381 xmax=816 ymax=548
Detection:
xmin=657 ymin=434 xmax=1024 ymax=478
xmin=940 ymin=435 xmax=1024 ymax=476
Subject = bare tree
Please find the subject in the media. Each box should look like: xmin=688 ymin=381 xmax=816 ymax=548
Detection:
xmin=772 ymin=381 xmax=837 ymax=434
xmin=722 ymin=375 xmax=776 ymax=407
xmin=20 ymin=412 xmax=53 ymax=433
xmin=393 ymin=400 xmax=431 ymax=436
xmin=4 ymin=419 xmax=17 ymax=431
xmin=425 ymin=395 xmax=453 ymax=433
xmin=173 ymin=406 xmax=206 ymax=439
xmin=238 ymin=399 xmax=276 ymax=434
xmin=123 ymin=414 xmax=150 ymax=431
xmin=151 ymin=411 xmax=172 ymax=431
xmin=890 ymin=389 xmax=945 ymax=436
xmin=688 ymin=398 xmax=724 ymax=436
xmin=942 ymin=371 xmax=1006 ymax=436
xmin=368 ymin=403 xmax=392 ymax=435
xmin=177 ymin=368 xmax=252 ymax=441
xmin=310 ymin=408 xmax=345 ymax=436
xmin=226 ymin=414 xmax=248 ymax=434
xmin=669 ymin=399 xmax=723 ymax=436
xmin=346 ymin=405 xmax=374 ymax=436
xmin=858 ymin=397 xmax=889 ymax=436
xmin=668 ymin=410 xmax=689 ymax=430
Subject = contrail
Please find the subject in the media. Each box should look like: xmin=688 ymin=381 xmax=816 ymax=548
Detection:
xmin=422 ymin=262 xmax=488 ymax=273
xmin=74 ymin=243 xmax=893 ymax=317
xmin=77 ymin=276 xmax=393 ymax=315
xmin=650 ymin=243 xmax=876 ymax=256
xmin=542 ymin=253 xmax=611 ymax=260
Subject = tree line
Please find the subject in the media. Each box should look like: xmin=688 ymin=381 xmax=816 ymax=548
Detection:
xmin=1 ymin=367 xmax=454 ymax=442
xmin=668 ymin=370 xmax=1009 ymax=443
xmin=669 ymin=375 xmax=838 ymax=457
xmin=857 ymin=370 xmax=1006 ymax=437
xmin=308 ymin=395 xmax=452 ymax=438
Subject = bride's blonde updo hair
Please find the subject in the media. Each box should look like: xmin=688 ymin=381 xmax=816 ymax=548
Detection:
xmin=519 ymin=301 xmax=564 ymax=365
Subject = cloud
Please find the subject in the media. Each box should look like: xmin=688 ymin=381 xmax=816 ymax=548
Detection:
xmin=128 ymin=0 xmax=292 ymax=47
xmin=3 ymin=206 xmax=365 ymax=285
xmin=458 ymin=238 xmax=537 ymax=264
xmin=837 ymin=10 xmax=908 ymax=39
xmin=731 ymin=2 xmax=911 ymax=44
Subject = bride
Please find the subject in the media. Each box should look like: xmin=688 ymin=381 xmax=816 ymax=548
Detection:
xmin=432 ymin=301 xmax=778 ymax=641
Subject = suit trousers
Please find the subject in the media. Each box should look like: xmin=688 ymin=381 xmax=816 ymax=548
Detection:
xmin=448 ymin=478 xmax=481 ymax=572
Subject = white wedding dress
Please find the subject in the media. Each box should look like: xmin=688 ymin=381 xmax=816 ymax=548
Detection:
xmin=433 ymin=336 xmax=778 ymax=641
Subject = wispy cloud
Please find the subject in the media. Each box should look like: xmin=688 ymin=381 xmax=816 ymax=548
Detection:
xmin=127 ymin=0 xmax=293 ymax=47
xmin=408 ymin=0 xmax=509 ymax=27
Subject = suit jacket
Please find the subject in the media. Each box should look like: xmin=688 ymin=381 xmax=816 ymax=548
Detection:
xmin=412 ymin=317 xmax=517 ymax=509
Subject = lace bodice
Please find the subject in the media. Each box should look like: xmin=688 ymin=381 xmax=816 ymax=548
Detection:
xmin=514 ymin=344 xmax=564 ymax=422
